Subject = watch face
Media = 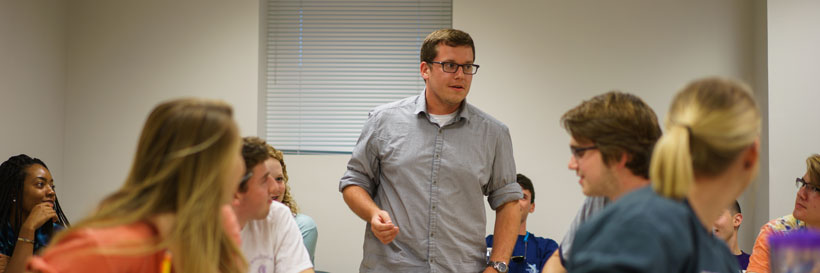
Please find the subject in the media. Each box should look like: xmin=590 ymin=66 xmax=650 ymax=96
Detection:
xmin=494 ymin=262 xmax=508 ymax=272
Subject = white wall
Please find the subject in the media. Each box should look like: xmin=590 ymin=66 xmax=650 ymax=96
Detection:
xmin=284 ymin=154 xmax=353 ymax=270
xmin=750 ymin=0 xmax=771 ymax=248
xmin=292 ymin=1 xmax=763 ymax=270
xmin=767 ymin=1 xmax=820 ymax=218
xmin=455 ymin=0 xmax=761 ymax=255
xmin=0 ymin=0 xmax=66 ymax=179
xmin=60 ymin=0 xmax=260 ymax=219
xmin=2 ymin=1 xmax=787 ymax=272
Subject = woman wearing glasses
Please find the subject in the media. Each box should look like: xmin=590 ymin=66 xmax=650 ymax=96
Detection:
xmin=746 ymin=154 xmax=820 ymax=273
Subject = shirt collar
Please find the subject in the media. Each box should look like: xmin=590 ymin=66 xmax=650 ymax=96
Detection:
xmin=414 ymin=89 xmax=471 ymax=121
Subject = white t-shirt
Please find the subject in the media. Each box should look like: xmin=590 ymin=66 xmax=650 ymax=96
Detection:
xmin=429 ymin=112 xmax=458 ymax=127
xmin=241 ymin=202 xmax=313 ymax=273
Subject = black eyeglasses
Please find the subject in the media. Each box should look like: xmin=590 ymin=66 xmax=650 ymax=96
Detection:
xmin=796 ymin=177 xmax=820 ymax=194
xmin=240 ymin=171 xmax=253 ymax=184
xmin=570 ymin=145 xmax=598 ymax=159
xmin=427 ymin=61 xmax=480 ymax=75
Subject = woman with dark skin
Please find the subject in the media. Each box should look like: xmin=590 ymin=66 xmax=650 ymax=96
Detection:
xmin=0 ymin=154 xmax=70 ymax=273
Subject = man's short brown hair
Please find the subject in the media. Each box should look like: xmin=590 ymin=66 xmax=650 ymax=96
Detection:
xmin=239 ymin=136 xmax=271 ymax=192
xmin=420 ymin=28 xmax=475 ymax=63
xmin=561 ymin=91 xmax=662 ymax=178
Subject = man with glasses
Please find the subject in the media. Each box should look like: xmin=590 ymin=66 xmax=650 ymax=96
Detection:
xmin=748 ymin=154 xmax=820 ymax=273
xmin=543 ymin=91 xmax=662 ymax=273
xmin=340 ymin=28 xmax=523 ymax=273
xmin=486 ymin=174 xmax=558 ymax=273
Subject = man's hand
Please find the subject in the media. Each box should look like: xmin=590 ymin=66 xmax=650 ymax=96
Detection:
xmin=342 ymin=186 xmax=399 ymax=243
xmin=370 ymin=210 xmax=399 ymax=244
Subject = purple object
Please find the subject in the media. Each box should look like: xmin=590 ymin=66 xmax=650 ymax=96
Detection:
xmin=769 ymin=229 xmax=820 ymax=249
xmin=769 ymin=229 xmax=820 ymax=273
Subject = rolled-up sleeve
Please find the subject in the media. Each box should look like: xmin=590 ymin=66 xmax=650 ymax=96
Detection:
xmin=339 ymin=112 xmax=381 ymax=196
xmin=485 ymin=125 xmax=521 ymax=209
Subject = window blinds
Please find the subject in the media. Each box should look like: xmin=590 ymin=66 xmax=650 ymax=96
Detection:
xmin=264 ymin=0 xmax=452 ymax=154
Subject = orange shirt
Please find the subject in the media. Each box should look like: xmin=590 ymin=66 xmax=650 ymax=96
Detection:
xmin=27 ymin=205 xmax=241 ymax=273
xmin=747 ymin=214 xmax=805 ymax=273
xmin=28 ymin=221 xmax=166 ymax=273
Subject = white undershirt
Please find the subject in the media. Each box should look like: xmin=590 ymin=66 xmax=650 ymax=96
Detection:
xmin=429 ymin=112 xmax=458 ymax=127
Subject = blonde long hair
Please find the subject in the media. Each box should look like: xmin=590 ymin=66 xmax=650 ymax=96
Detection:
xmin=651 ymin=77 xmax=761 ymax=199
xmin=50 ymin=98 xmax=246 ymax=273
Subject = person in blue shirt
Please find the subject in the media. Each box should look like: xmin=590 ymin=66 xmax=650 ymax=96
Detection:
xmin=567 ymin=77 xmax=760 ymax=273
xmin=0 ymin=154 xmax=70 ymax=273
xmin=545 ymin=91 xmax=662 ymax=273
xmin=487 ymin=174 xmax=558 ymax=273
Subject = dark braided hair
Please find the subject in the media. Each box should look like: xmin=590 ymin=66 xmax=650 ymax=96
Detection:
xmin=0 ymin=154 xmax=70 ymax=240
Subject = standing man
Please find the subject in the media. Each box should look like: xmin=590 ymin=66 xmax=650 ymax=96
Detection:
xmin=486 ymin=174 xmax=559 ymax=273
xmin=712 ymin=200 xmax=750 ymax=270
xmin=339 ymin=28 xmax=523 ymax=273
xmin=543 ymin=91 xmax=662 ymax=273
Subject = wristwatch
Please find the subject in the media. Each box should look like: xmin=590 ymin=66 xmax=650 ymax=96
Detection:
xmin=488 ymin=261 xmax=508 ymax=273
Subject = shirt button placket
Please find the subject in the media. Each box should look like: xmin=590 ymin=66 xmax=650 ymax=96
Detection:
xmin=429 ymin=126 xmax=444 ymax=272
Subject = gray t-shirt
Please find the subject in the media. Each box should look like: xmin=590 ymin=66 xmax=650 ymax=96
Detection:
xmin=559 ymin=196 xmax=609 ymax=264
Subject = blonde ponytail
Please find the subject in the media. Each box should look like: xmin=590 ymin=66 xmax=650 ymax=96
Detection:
xmin=651 ymin=77 xmax=761 ymax=199
xmin=651 ymin=125 xmax=694 ymax=199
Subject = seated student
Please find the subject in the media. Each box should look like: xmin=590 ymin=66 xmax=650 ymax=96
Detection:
xmin=486 ymin=174 xmax=558 ymax=273
xmin=567 ymin=77 xmax=761 ymax=273
xmin=0 ymin=155 xmax=70 ymax=273
xmin=233 ymin=137 xmax=313 ymax=273
xmin=27 ymin=98 xmax=247 ymax=273
xmin=747 ymin=154 xmax=820 ymax=273
xmin=265 ymin=143 xmax=319 ymax=264
xmin=712 ymin=200 xmax=750 ymax=271
xmin=544 ymin=91 xmax=662 ymax=273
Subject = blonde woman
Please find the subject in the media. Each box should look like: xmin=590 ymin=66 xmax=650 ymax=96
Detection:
xmin=567 ymin=77 xmax=761 ymax=273
xmin=747 ymin=154 xmax=820 ymax=273
xmin=265 ymin=144 xmax=318 ymax=264
xmin=27 ymin=98 xmax=247 ymax=273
